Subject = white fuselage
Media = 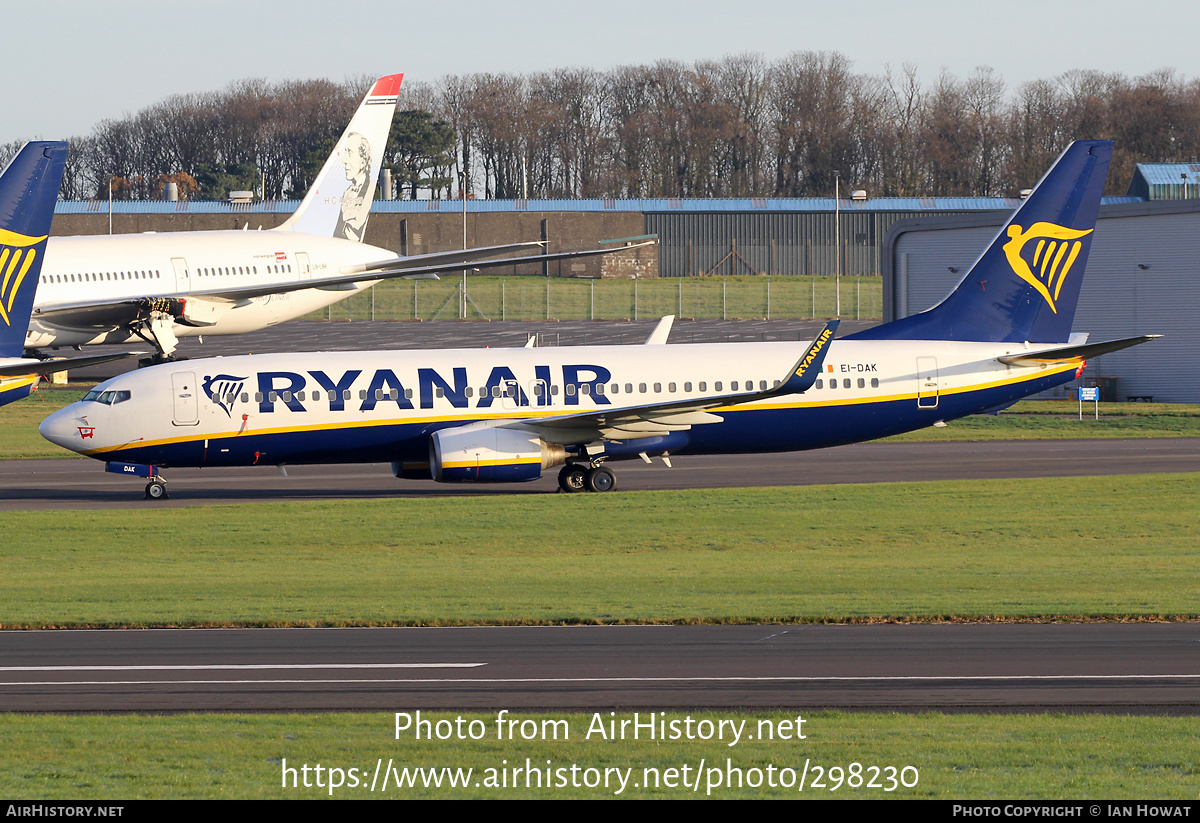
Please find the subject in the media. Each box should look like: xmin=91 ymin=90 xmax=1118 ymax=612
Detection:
xmin=40 ymin=337 xmax=1080 ymax=475
xmin=26 ymin=230 xmax=394 ymax=348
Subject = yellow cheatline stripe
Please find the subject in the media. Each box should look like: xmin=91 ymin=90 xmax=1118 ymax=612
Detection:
xmin=443 ymin=457 xmax=541 ymax=469
xmin=0 ymin=229 xmax=45 ymax=248
xmin=76 ymin=362 xmax=1081 ymax=457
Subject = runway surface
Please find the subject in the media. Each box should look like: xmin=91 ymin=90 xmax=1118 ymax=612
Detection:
xmin=3 ymin=437 xmax=1198 ymax=509
xmin=2 ymin=624 xmax=1197 ymax=713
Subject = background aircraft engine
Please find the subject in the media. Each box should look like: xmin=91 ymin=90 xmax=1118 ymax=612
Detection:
xmin=430 ymin=425 xmax=566 ymax=483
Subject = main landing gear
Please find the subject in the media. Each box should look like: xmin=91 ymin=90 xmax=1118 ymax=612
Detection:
xmin=557 ymin=462 xmax=617 ymax=493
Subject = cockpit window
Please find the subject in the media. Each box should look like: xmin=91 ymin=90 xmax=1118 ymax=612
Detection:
xmin=88 ymin=390 xmax=132 ymax=405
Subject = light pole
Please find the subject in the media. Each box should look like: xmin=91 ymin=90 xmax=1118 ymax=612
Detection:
xmin=460 ymin=171 xmax=468 ymax=319
xmin=834 ymin=170 xmax=841 ymax=317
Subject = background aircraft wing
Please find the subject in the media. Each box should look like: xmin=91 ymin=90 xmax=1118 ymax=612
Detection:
xmin=30 ymin=242 xmax=657 ymax=327
xmin=194 ymin=240 xmax=658 ymax=300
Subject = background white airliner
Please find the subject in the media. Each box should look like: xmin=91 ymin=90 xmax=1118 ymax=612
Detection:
xmin=26 ymin=73 xmax=644 ymax=364
xmin=40 ymin=142 xmax=1158 ymax=498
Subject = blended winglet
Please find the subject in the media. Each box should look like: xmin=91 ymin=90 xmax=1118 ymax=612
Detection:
xmin=770 ymin=320 xmax=839 ymax=396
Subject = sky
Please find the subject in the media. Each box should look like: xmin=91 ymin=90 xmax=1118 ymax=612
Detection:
xmin=4 ymin=0 xmax=1200 ymax=145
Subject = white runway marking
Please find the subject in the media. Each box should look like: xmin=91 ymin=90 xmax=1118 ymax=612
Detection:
xmin=0 ymin=663 xmax=485 ymax=672
xmin=3 ymin=673 xmax=1197 ymax=687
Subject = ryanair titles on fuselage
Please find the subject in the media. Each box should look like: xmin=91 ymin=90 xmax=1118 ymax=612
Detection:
xmin=204 ymin=363 xmax=620 ymax=417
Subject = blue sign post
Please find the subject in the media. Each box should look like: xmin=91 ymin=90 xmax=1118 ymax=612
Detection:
xmin=1078 ymin=386 xmax=1099 ymax=419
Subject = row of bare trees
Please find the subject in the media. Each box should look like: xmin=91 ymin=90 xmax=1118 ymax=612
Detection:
xmin=7 ymin=54 xmax=1200 ymax=200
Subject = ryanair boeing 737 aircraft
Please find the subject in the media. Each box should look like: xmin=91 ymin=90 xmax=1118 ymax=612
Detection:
xmin=40 ymin=141 xmax=1157 ymax=498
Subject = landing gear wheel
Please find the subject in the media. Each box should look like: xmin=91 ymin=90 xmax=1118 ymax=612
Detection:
xmin=145 ymin=479 xmax=169 ymax=500
xmin=558 ymin=464 xmax=588 ymax=493
xmin=585 ymin=465 xmax=617 ymax=493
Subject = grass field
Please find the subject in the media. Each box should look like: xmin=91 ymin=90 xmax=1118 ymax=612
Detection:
xmin=302 ymin=273 xmax=883 ymax=322
xmin=2 ymin=711 xmax=1196 ymax=799
xmin=3 ymin=476 xmax=1198 ymax=627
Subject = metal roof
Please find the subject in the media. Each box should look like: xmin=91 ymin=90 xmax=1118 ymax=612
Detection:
xmin=53 ymin=195 xmax=1144 ymax=215
xmin=1130 ymin=163 xmax=1200 ymax=186
xmin=1127 ymin=163 xmax=1200 ymax=199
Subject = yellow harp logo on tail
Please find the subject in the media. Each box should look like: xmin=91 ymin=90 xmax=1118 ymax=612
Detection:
xmin=0 ymin=228 xmax=47 ymax=328
xmin=1002 ymin=222 xmax=1092 ymax=314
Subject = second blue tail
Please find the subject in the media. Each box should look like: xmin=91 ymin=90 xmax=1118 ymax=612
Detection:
xmin=0 ymin=141 xmax=67 ymax=357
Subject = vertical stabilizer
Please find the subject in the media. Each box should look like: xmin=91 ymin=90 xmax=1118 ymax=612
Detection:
xmin=275 ymin=73 xmax=403 ymax=242
xmin=849 ymin=140 xmax=1112 ymax=343
xmin=0 ymin=142 xmax=67 ymax=357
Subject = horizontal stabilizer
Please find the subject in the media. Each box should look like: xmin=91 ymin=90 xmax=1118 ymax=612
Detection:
xmin=997 ymin=335 xmax=1161 ymax=366
xmin=0 ymin=351 xmax=139 ymax=379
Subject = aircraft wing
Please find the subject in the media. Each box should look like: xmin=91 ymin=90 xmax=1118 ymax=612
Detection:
xmin=511 ymin=321 xmax=838 ymax=444
xmin=30 ymin=241 xmax=657 ymax=327
xmin=0 ymin=351 xmax=139 ymax=379
xmin=197 ymin=240 xmax=658 ymax=300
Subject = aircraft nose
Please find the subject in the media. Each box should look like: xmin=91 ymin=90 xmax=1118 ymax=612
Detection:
xmin=40 ymin=405 xmax=88 ymax=452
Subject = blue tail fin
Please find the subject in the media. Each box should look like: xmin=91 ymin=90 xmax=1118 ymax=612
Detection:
xmin=0 ymin=141 xmax=67 ymax=357
xmin=849 ymin=140 xmax=1112 ymax=343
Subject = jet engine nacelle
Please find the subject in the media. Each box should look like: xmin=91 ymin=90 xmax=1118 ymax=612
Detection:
xmin=430 ymin=423 xmax=566 ymax=483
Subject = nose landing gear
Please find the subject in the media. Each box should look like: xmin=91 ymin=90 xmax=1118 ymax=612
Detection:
xmin=106 ymin=462 xmax=169 ymax=501
xmin=144 ymin=477 xmax=169 ymax=500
